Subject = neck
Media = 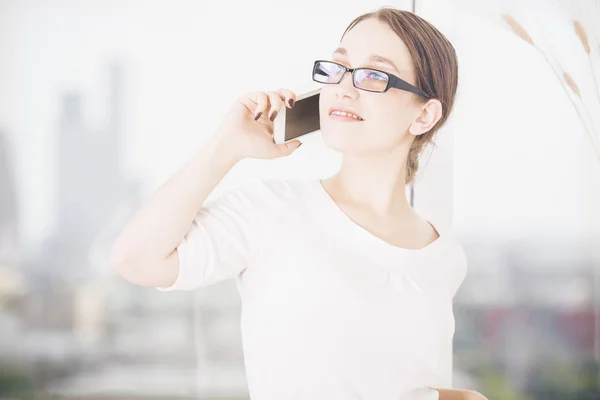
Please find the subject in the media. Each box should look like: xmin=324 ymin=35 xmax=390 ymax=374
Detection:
xmin=324 ymin=145 xmax=412 ymax=217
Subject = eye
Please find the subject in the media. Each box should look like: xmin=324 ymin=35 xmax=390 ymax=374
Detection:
xmin=366 ymin=71 xmax=387 ymax=81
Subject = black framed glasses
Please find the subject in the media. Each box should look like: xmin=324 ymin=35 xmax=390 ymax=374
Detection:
xmin=312 ymin=60 xmax=431 ymax=98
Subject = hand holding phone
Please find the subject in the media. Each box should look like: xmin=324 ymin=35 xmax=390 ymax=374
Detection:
xmin=214 ymin=89 xmax=303 ymax=161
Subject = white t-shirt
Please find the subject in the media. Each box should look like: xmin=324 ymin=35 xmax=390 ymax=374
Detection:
xmin=158 ymin=178 xmax=468 ymax=400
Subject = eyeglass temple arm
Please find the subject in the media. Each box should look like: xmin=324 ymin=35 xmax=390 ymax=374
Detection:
xmin=388 ymin=75 xmax=430 ymax=98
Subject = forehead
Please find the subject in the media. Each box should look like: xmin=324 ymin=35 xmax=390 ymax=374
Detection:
xmin=337 ymin=18 xmax=413 ymax=74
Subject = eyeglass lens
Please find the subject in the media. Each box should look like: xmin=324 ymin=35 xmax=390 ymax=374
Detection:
xmin=313 ymin=61 xmax=389 ymax=92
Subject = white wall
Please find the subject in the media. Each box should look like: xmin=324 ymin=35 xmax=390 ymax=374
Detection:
xmin=447 ymin=6 xmax=600 ymax=240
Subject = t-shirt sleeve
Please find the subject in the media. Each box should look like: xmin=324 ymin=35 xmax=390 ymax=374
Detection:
xmin=432 ymin=325 xmax=455 ymax=390
xmin=450 ymin=243 xmax=468 ymax=298
xmin=434 ymin=242 xmax=468 ymax=389
xmin=156 ymin=181 xmax=268 ymax=291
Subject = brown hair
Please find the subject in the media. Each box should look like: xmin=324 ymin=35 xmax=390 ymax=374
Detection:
xmin=342 ymin=7 xmax=459 ymax=185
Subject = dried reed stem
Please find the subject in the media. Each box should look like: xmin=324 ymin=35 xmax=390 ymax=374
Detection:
xmin=563 ymin=71 xmax=581 ymax=97
xmin=573 ymin=20 xmax=590 ymax=54
xmin=502 ymin=14 xmax=534 ymax=45
xmin=503 ymin=13 xmax=600 ymax=164
xmin=573 ymin=20 xmax=600 ymax=109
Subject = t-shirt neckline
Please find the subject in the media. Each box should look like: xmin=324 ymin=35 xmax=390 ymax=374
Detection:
xmin=311 ymin=178 xmax=446 ymax=255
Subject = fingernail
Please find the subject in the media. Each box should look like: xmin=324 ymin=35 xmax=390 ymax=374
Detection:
xmin=288 ymin=99 xmax=295 ymax=108
xmin=269 ymin=112 xmax=278 ymax=121
xmin=254 ymin=112 xmax=262 ymax=121
xmin=297 ymin=142 xmax=303 ymax=148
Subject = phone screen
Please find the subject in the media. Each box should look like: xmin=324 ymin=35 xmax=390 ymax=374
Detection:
xmin=284 ymin=91 xmax=321 ymax=141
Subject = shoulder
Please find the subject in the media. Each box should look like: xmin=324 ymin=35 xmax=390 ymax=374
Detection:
xmin=424 ymin=219 xmax=468 ymax=298
xmin=210 ymin=177 xmax=316 ymax=214
xmin=220 ymin=177 xmax=314 ymax=199
xmin=442 ymin=233 xmax=469 ymax=298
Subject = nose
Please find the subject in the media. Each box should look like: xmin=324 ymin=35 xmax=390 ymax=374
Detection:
xmin=335 ymin=71 xmax=359 ymax=101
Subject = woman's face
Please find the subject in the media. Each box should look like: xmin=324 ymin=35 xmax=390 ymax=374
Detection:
xmin=319 ymin=18 xmax=426 ymax=155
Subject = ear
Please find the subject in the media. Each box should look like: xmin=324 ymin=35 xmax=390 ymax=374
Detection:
xmin=409 ymin=99 xmax=443 ymax=136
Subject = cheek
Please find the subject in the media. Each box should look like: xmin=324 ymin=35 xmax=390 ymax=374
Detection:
xmin=370 ymin=100 xmax=415 ymax=140
xmin=317 ymin=90 xmax=412 ymax=150
xmin=363 ymin=102 xmax=408 ymax=141
xmin=318 ymin=87 xmax=335 ymax=117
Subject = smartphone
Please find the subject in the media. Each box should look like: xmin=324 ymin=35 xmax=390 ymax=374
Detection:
xmin=273 ymin=88 xmax=321 ymax=144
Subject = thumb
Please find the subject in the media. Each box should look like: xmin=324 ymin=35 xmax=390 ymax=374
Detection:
xmin=271 ymin=140 xmax=303 ymax=157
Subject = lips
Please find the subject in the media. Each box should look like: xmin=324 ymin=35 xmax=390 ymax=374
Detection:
xmin=328 ymin=106 xmax=364 ymax=121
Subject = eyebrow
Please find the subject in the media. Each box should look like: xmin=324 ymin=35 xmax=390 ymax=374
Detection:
xmin=332 ymin=47 xmax=401 ymax=74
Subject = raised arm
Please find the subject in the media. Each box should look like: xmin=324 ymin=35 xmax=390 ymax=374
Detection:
xmin=109 ymin=133 xmax=239 ymax=288
xmin=110 ymin=89 xmax=301 ymax=288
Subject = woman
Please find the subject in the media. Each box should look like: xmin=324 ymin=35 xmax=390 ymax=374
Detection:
xmin=111 ymin=7 xmax=487 ymax=400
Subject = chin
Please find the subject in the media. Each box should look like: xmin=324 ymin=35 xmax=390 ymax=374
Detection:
xmin=320 ymin=127 xmax=365 ymax=154
xmin=320 ymin=124 xmax=401 ymax=156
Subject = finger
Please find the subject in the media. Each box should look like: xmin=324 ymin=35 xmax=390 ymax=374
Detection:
xmin=271 ymin=140 xmax=303 ymax=157
xmin=276 ymin=88 xmax=297 ymax=108
xmin=246 ymin=91 xmax=268 ymax=121
xmin=239 ymin=95 xmax=258 ymax=115
xmin=266 ymin=91 xmax=283 ymax=121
